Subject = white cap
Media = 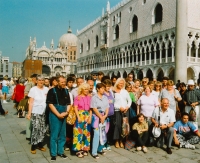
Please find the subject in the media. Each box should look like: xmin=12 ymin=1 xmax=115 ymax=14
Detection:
xmin=152 ymin=127 xmax=161 ymax=138
xmin=187 ymin=79 xmax=194 ymax=85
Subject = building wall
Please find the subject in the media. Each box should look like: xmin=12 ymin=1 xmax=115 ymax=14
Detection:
xmin=22 ymin=60 xmax=42 ymax=78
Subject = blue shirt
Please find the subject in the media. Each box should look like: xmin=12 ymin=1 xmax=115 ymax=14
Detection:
xmin=90 ymin=94 xmax=109 ymax=112
xmin=174 ymin=120 xmax=197 ymax=134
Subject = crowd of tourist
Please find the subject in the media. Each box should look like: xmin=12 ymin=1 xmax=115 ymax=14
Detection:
xmin=1 ymin=71 xmax=200 ymax=161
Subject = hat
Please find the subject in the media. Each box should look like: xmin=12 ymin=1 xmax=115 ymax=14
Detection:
xmin=187 ymin=79 xmax=194 ymax=85
xmin=152 ymin=126 xmax=161 ymax=138
xmin=91 ymin=71 xmax=98 ymax=75
xmin=30 ymin=74 xmax=37 ymax=78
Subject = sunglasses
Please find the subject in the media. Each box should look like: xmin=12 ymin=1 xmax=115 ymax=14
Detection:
xmin=92 ymin=74 xmax=97 ymax=76
xmin=142 ymin=81 xmax=147 ymax=83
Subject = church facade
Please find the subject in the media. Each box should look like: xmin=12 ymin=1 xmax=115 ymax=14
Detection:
xmin=25 ymin=27 xmax=77 ymax=77
xmin=76 ymin=0 xmax=200 ymax=83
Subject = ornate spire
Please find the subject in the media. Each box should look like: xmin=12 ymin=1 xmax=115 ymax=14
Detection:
xmin=67 ymin=21 xmax=72 ymax=33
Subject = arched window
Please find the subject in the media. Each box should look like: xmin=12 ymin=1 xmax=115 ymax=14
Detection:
xmin=80 ymin=43 xmax=83 ymax=53
xmin=104 ymin=32 xmax=107 ymax=44
xmin=113 ymin=16 xmax=115 ymax=26
xmin=155 ymin=4 xmax=163 ymax=23
xmin=87 ymin=40 xmax=90 ymax=51
xmin=132 ymin=15 xmax=138 ymax=32
xmin=96 ymin=35 xmax=99 ymax=47
xmin=114 ymin=25 xmax=119 ymax=40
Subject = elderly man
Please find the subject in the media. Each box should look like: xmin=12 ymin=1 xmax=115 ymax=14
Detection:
xmin=47 ymin=76 xmax=71 ymax=161
xmin=174 ymin=112 xmax=200 ymax=149
xmin=87 ymin=79 xmax=96 ymax=95
xmin=127 ymin=73 xmax=134 ymax=85
xmin=71 ymin=77 xmax=84 ymax=99
xmin=151 ymin=98 xmax=176 ymax=154
xmin=183 ymin=79 xmax=200 ymax=128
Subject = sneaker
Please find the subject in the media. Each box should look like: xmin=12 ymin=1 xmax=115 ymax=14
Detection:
xmin=142 ymin=147 xmax=148 ymax=153
xmin=106 ymin=146 xmax=111 ymax=151
xmin=64 ymin=147 xmax=70 ymax=151
xmin=57 ymin=154 xmax=68 ymax=159
xmin=103 ymin=147 xmax=107 ymax=151
xmin=136 ymin=146 xmax=142 ymax=151
xmin=3 ymin=100 xmax=8 ymax=103
xmin=51 ymin=156 xmax=56 ymax=161
xmin=166 ymin=148 xmax=172 ymax=154
xmin=188 ymin=144 xmax=195 ymax=150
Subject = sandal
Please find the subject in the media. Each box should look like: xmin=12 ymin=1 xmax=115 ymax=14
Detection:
xmin=92 ymin=155 xmax=99 ymax=159
xmin=81 ymin=151 xmax=88 ymax=156
xmin=76 ymin=152 xmax=84 ymax=158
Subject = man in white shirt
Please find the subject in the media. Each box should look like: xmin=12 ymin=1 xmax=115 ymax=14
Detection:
xmin=71 ymin=77 xmax=84 ymax=99
xmin=151 ymin=98 xmax=175 ymax=154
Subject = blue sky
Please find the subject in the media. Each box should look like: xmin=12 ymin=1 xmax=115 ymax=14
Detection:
xmin=0 ymin=0 xmax=121 ymax=62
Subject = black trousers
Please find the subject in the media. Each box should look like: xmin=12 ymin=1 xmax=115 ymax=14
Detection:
xmin=0 ymin=100 xmax=5 ymax=115
xmin=130 ymin=130 xmax=149 ymax=146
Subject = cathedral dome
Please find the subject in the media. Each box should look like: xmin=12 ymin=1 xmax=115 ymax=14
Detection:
xmin=59 ymin=27 xmax=77 ymax=48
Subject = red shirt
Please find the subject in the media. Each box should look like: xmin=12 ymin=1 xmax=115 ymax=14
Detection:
xmin=15 ymin=84 xmax=25 ymax=102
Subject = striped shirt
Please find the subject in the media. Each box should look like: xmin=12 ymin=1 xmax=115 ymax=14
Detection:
xmin=183 ymin=89 xmax=200 ymax=105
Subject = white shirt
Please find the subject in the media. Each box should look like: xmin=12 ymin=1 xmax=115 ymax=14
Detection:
xmin=28 ymin=86 xmax=49 ymax=114
xmin=2 ymin=80 xmax=8 ymax=87
xmin=114 ymin=89 xmax=132 ymax=111
xmin=71 ymin=87 xmax=78 ymax=99
xmin=152 ymin=107 xmax=176 ymax=125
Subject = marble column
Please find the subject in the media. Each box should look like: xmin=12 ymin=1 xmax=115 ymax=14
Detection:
xmin=165 ymin=48 xmax=168 ymax=63
xmin=175 ymin=0 xmax=188 ymax=82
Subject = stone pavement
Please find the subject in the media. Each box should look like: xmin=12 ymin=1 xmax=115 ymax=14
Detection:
xmin=0 ymin=101 xmax=200 ymax=163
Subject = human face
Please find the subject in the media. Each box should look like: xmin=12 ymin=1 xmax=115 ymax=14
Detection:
xmin=180 ymin=85 xmax=186 ymax=91
xmin=52 ymin=79 xmax=58 ymax=87
xmin=128 ymin=75 xmax=133 ymax=82
xmin=97 ymin=87 xmax=105 ymax=95
xmin=134 ymin=81 xmax=140 ymax=88
xmin=32 ymin=77 xmax=37 ymax=84
xmin=161 ymin=99 xmax=169 ymax=111
xmin=105 ymin=85 xmax=111 ymax=92
xmin=149 ymin=83 xmax=154 ymax=90
xmin=77 ymin=79 xmax=84 ymax=87
xmin=98 ymin=74 xmax=103 ymax=81
xmin=181 ymin=115 xmax=189 ymax=124
xmin=126 ymin=85 xmax=132 ymax=92
xmin=162 ymin=80 xmax=168 ymax=86
xmin=92 ymin=74 xmax=97 ymax=80
xmin=117 ymin=80 xmax=125 ymax=89
xmin=142 ymin=80 xmax=148 ymax=86
xmin=155 ymin=85 xmax=161 ymax=91
xmin=58 ymin=77 xmax=66 ymax=89
xmin=82 ymin=88 xmax=89 ymax=96
xmin=188 ymin=85 xmax=194 ymax=91
xmin=145 ymin=86 xmax=151 ymax=95
xmin=44 ymin=79 xmax=50 ymax=87
xmin=138 ymin=115 xmax=144 ymax=123
xmin=112 ymin=78 xmax=117 ymax=85
xmin=36 ymin=79 xmax=44 ymax=88
xmin=67 ymin=81 xmax=74 ymax=89
xmin=167 ymin=84 xmax=173 ymax=90
xmin=87 ymin=80 xmax=94 ymax=92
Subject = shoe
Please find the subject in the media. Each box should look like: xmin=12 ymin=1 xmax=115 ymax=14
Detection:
xmin=92 ymin=155 xmax=99 ymax=159
xmin=64 ymin=147 xmax=69 ymax=151
xmin=31 ymin=150 xmax=36 ymax=154
xmin=3 ymin=100 xmax=8 ymax=103
xmin=26 ymin=138 xmax=31 ymax=141
xmin=188 ymin=144 xmax=195 ymax=150
xmin=107 ymin=146 xmax=111 ymax=151
xmin=76 ymin=152 xmax=84 ymax=158
xmin=120 ymin=141 xmax=124 ymax=148
xmin=98 ymin=151 xmax=106 ymax=155
xmin=38 ymin=147 xmax=46 ymax=152
xmin=57 ymin=154 xmax=68 ymax=159
xmin=51 ymin=156 xmax=56 ymax=161
xmin=115 ymin=141 xmax=120 ymax=148
xmin=142 ymin=147 xmax=148 ymax=153
xmin=103 ymin=147 xmax=107 ymax=151
xmin=136 ymin=146 xmax=142 ymax=151
xmin=4 ymin=111 xmax=8 ymax=116
xmin=166 ymin=148 xmax=172 ymax=154
xmin=81 ymin=151 xmax=88 ymax=156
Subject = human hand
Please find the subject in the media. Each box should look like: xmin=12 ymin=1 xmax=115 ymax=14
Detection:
xmin=191 ymin=103 xmax=197 ymax=108
xmin=160 ymin=124 xmax=167 ymax=130
xmin=174 ymin=138 xmax=179 ymax=145
xmin=120 ymin=107 xmax=125 ymax=112
xmin=154 ymin=123 xmax=159 ymax=127
xmin=26 ymin=114 xmax=31 ymax=120
xmin=100 ymin=116 xmax=105 ymax=124
xmin=57 ymin=113 xmax=65 ymax=119
xmin=87 ymin=118 xmax=91 ymax=124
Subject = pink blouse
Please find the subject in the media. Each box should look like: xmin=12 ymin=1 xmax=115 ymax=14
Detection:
xmin=74 ymin=95 xmax=91 ymax=111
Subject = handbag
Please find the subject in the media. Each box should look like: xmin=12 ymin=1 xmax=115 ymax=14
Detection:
xmin=66 ymin=106 xmax=76 ymax=125
xmin=125 ymin=137 xmax=135 ymax=150
xmin=17 ymin=98 xmax=29 ymax=112
xmin=11 ymin=87 xmax=16 ymax=100
xmin=121 ymin=114 xmax=130 ymax=138
xmin=189 ymin=107 xmax=196 ymax=122
xmin=99 ymin=123 xmax=107 ymax=145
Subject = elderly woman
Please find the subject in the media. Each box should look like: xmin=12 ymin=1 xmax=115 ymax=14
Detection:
xmin=27 ymin=75 xmax=49 ymax=154
xmin=113 ymin=78 xmax=132 ymax=148
xmin=159 ymin=80 xmax=182 ymax=113
xmin=137 ymin=85 xmax=159 ymax=125
xmin=72 ymin=83 xmax=92 ymax=158
xmin=91 ymin=83 xmax=109 ymax=159
xmin=130 ymin=113 xmax=148 ymax=152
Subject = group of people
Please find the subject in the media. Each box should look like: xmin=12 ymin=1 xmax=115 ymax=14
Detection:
xmin=1 ymin=71 xmax=200 ymax=161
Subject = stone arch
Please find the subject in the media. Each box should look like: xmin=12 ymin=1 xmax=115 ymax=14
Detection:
xmin=123 ymin=71 xmax=128 ymax=79
xmin=137 ymin=70 xmax=143 ymax=80
xmin=169 ymin=68 xmax=175 ymax=81
xmin=187 ymin=67 xmax=195 ymax=81
xmin=157 ymin=68 xmax=164 ymax=81
xmin=42 ymin=65 xmax=51 ymax=76
xmin=54 ymin=66 xmax=63 ymax=75
xmin=117 ymin=71 xmax=121 ymax=78
xmin=146 ymin=69 xmax=153 ymax=81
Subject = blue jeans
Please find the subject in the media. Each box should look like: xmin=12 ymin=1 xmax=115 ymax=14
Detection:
xmin=92 ymin=127 xmax=104 ymax=155
xmin=49 ymin=104 xmax=67 ymax=157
